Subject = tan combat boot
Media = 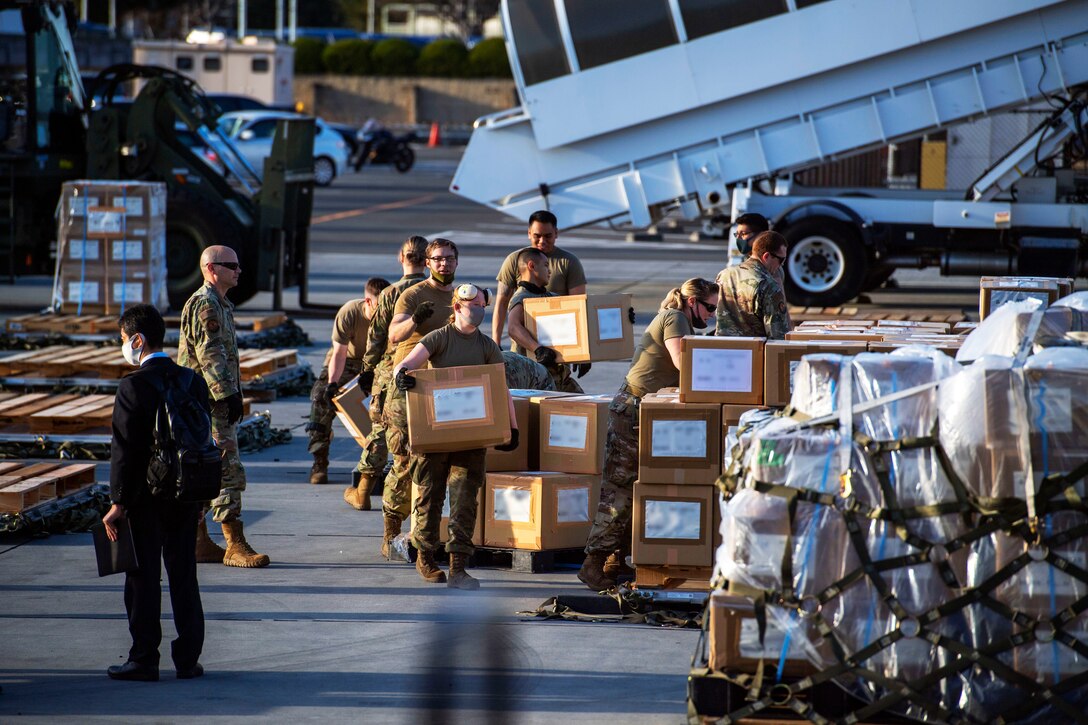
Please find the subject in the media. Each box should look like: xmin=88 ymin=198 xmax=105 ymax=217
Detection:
xmin=380 ymin=514 xmax=402 ymax=559
xmin=309 ymin=455 xmax=328 ymax=485
xmin=195 ymin=517 xmax=226 ymax=563
xmin=415 ymin=548 xmax=446 ymax=583
xmin=343 ymin=470 xmax=372 ymax=511
xmin=602 ymin=550 xmax=634 ymax=580
xmin=577 ymin=552 xmax=617 ymax=591
xmin=221 ymin=521 xmax=271 ymax=568
xmin=447 ymin=553 xmax=479 ymax=590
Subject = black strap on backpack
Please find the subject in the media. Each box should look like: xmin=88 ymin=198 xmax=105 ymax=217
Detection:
xmin=147 ymin=367 xmax=223 ymax=503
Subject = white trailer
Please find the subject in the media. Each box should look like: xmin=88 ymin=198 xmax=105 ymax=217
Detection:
xmin=451 ymin=0 xmax=1088 ymax=305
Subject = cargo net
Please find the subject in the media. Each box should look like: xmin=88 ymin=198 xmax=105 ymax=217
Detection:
xmin=713 ymin=339 xmax=1088 ymax=724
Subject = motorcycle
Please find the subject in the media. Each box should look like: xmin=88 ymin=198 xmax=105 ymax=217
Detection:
xmin=351 ymin=129 xmax=416 ymax=173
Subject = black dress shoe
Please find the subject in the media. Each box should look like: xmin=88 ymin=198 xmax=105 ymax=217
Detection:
xmin=107 ymin=661 xmax=159 ymax=682
xmin=176 ymin=663 xmax=204 ymax=680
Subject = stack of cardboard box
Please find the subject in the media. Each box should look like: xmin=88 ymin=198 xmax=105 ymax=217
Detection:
xmin=979 ymin=275 xmax=1074 ymax=320
xmin=53 ymin=181 xmax=168 ymax=313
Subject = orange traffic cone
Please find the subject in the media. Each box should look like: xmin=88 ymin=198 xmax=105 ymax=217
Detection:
xmin=428 ymin=121 xmax=441 ymax=148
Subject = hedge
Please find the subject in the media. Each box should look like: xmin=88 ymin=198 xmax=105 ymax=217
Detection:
xmin=371 ymin=38 xmax=419 ymax=76
xmin=322 ymin=39 xmax=374 ymax=75
xmin=295 ymin=36 xmax=514 ymax=79
xmin=292 ymin=37 xmax=326 ymax=74
xmin=467 ymin=37 xmax=511 ymax=78
xmin=416 ymin=38 xmax=468 ymax=78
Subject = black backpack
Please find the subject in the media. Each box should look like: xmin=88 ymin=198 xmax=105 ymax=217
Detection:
xmin=147 ymin=367 xmax=223 ymax=502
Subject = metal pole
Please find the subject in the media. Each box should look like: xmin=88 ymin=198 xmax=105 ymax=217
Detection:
xmin=275 ymin=0 xmax=284 ymax=41
xmin=288 ymin=0 xmax=297 ymax=43
xmin=272 ymin=230 xmax=284 ymax=312
xmin=108 ymin=0 xmax=116 ymax=38
xmin=80 ymin=0 xmax=88 ymax=23
xmin=238 ymin=0 xmax=247 ymax=39
xmin=367 ymin=0 xmax=376 ymax=35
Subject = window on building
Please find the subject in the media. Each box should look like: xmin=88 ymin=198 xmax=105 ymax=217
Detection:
xmin=203 ymin=56 xmax=222 ymax=72
xmin=565 ymin=0 xmax=677 ymax=70
xmin=251 ymin=57 xmax=270 ymax=73
xmin=677 ymin=0 xmax=788 ymax=41
xmin=507 ymin=0 xmax=570 ymax=86
xmin=176 ymin=55 xmax=194 ymax=71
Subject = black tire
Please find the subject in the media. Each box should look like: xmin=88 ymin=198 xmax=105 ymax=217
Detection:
xmin=314 ymin=156 xmax=336 ymax=187
xmin=781 ymin=218 xmax=868 ymax=307
xmin=393 ymin=145 xmax=415 ymax=173
xmin=166 ymin=193 xmax=256 ymax=309
xmin=861 ymin=263 xmax=896 ymax=293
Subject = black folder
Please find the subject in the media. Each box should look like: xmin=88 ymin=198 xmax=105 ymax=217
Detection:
xmin=90 ymin=519 xmax=139 ymax=577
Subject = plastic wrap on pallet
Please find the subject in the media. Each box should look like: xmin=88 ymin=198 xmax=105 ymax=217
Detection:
xmin=789 ymin=353 xmax=849 ymax=417
xmin=956 ymin=298 xmax=1043 ymax=363
xmin=1023 ymin=347 xmax=1088 ymax=479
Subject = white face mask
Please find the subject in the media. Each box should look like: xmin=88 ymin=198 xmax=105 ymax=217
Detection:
xmin=122 ymin=334 xmax=143 ymax=366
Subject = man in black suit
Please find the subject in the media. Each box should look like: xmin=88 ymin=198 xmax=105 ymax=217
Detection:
xmin=102 ymin=304 xmax=207 ymax=682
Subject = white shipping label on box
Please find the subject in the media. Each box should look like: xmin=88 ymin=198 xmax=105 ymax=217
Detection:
xmin=1035 ymin=386 xmax=1073 ymax=434
xmin=536 ymin=312 xmax=580 ymax=347
xmin=432 ymin=385 xmax=487 ymax=423
xmin=788 ymin=360 xmax=801 ymax=393
xmin=113 ymin=282 xmax=146 ymax=303
xmin=68 ymin=196 xmax=100 ymax=216
xmin=548 ymin=413 xmax=589 ymax=449
xmin=556 ymin=487 xmax=590 ymax=523
xmin=596 ymin=308 xmax=624 ymax=341
xmin=111 ymin=240 xmax=146 ymax=261
xmin=493 ymin=487 xmax=532 ymax=523
xmin=650 ymin=419 xmax=707 ymax=458
xmin=733 ymin=532 xmax=789 ymax=579
xmin=691 ymin=348 xmax=754 ymax=392
xmin=991 ymin=290 xmax=1051 ymax=309
xmin=67 ymin=280 xmax=101 ymax=302
xmin=67 ymin=241 xmax=100 ymax=261
xmin=644 ymin=499 xmax=702 ymax=540
xmin=87 ymin=210 xmax=124 ymax=235
xmin=111 ymin=196 xmax=144 ymax=217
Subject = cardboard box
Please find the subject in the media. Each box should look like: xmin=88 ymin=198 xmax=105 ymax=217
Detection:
xmin=707 ymin=591 xmax=817 ymax=676
xmin=763 ymin=340 xmax=868 ymax=407
xmin=522 ymin=293 xmax=634 ymax=363
xmin=867 ymin=341 xmax=959 ymax=357
xmin=798 ymin=319 xmax=875 ymax=328
xmin=333 ymin=376 xmax=372 ymax=447
xmin=679 ymin=336 xmax=764 ymax=405
xmin=486 ymin=395 xmax=530 ymax=471
xmin=631 ymin=482 xmax=714 ymax=567
xmin=483 ymin=472 xmax=600 ymax=550
xmin=1024 ymin=361 xmax=1088 ymax=475
xmin=980 ymin=277 xmax=1060 ymax=320
xmin=410 ymin=479 xmax=484 ymax=546
xmin=785 ymin=330 xmax=887 ymax=343
xmin=638 ymin=398 xmax=721 ymax=485
xmin=537 ymin=394 xmax=611 ymax=474
xmin=509 ymin=389 xmax=576 ymax=469
xmin=406 ymin=363 xmax=511 ymax=454
xmin=721 ymin=404 xmax=770 ymax=430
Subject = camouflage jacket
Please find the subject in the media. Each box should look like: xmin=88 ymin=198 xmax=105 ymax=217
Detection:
xmin=502 ymin=350 xmax=556 ymax=391
xmin=362 ymin=273 xmax=426 ymax=376
xmin=178 ymin=282 xmax=240 ymax=400
xmin=715 ymin=258 xmax=791 ymax=339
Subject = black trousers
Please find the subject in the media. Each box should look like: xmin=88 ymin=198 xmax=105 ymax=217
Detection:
xmin=124 ymin=499 xmax=204 ymax=671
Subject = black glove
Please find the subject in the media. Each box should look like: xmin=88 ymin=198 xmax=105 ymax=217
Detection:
xmin=395 ymin=368 xmax=416 ymax=391
xmin=225 ymin=392 xmax=245 ymax=425
xmin=357 ymin=369 xmax=375 ymax=392
xmin=411 ymin=301 xmax=435 ymax=324
xmin=323 ymin=380 xmax=341 ymax=403
xmin=628 ymin=307 xmax=636 ymax=324
xmin=494 ymin=428 xmax=519 ymax=452
xmin=534 ymin=346 xmax=558 ymax=367
xmin=574 ymin=362 xmax=592 ymax=379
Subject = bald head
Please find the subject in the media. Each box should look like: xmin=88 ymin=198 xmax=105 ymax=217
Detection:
xmin=200 ymin=245 xmax=241 ymax=292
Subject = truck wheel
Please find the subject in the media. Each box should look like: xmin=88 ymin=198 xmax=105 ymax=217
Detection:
xmin=314 ymin=156 xmax=336 ymax=187
xmin=782 ymin=219 xmax=867 ymax=307
xmin=166 ymin=196 xmax=256 ymax=308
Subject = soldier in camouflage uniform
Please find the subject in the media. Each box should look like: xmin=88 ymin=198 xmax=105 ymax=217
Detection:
xmin=344 ymin=236 xmax=428 ymax=529
xmin=579 ymin=278 xmax=719 ymax=590
xmin=307 ymin=276 xmax=390 ymax=487
xmin=502 ymin=350 xmax=555 ymax=391
xmin=178 ymin=245 xmax=269 ymax=568
xmin=715 ymin=231 xmax=791 ymax=339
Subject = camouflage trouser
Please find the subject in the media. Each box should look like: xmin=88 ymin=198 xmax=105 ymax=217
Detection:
xmin=584 ymin=388 xmax=641 ymax=555
xmin=550 ymin=363 xmax=584 ymax=394
xmin=381 ymin=384 xmax=412 ymax=519
xmin=209 ymin=405 xmax=246 ymax=523
xmin=307 ymin=358 xmax=363 ymax=467
xmin=410 ymin=448 xmax=486 ymax=555
xmin=357 ymin=372 xmax=390 ymax=477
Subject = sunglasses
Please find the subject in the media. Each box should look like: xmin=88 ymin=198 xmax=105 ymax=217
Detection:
xmin=699 ymin=300 xmax=716 ymax=314
xmin=771 ymin=252 xmax=787 ymax=264
xmin=210 ymin=261 xmax=240 ymax=271
xmin=428 ymin=255 xmax=457 ymax=263
xmin=733 ymin=229 xmax=753 ymax=240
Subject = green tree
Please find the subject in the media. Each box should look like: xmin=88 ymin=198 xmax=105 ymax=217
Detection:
xmin=322 ymin=39 xmax=374 ymax=75
xmin=467 ymin=37 xmax=510 ymax=78
xmin=293 ymin=38 xmax=327 ymax=74
xmin=371 ymin=38 xmax=419 ymax=76
xmin=416 ymin=39 xmax=468 ymax=77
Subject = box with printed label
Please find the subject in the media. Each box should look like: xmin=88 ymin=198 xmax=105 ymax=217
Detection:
xmin=57 ymin=273 xmax=106 ymax=313
xmin=483 ymin=472 xmax=600 ymax=550
xmin=522 ymin=293 xmax=634 ymax=363
xmin=333 ymin=376 xmax=373 ymax=447
xmin=707 ymin=591 xmax=819 ymax=676
xmin=1023 ymin=354 xmax=1088 ymax=475
xmin=763 ymin=341 xmax=868 ymax=407
xmin=631 ymin=482 xmax=714 ymax=567
xmin=406 ymin=363 xmax=511 ymax=454
xmin=638 ymin=398 xmax=721 ymax=485
xmin=486 ymin=394 xmax=531 ymax=471
xmin=979 ymin=277 xmax=1060 ymax=320
xmin=679 ymin=336 xmax=764 ymax=405
xmin=410 ymin=479 xmax=484 ymax=546
xmin=537 ymin=394 xmax=611 ymax=474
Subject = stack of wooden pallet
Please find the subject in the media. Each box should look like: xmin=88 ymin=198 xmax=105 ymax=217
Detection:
xmin=5 ymin=311 xmax=289 ymax=335
xmin=0 ymin=392 xmax=253 ymax=435
xmin=0 ymin=461 xmax=97 ymax=513
xmin=0 ymin=346 xmax=298 ymax=381
xmin=788 ymin=305 xmax=968 ymax=324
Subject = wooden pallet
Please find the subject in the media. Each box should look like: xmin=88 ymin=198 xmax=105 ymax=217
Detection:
xmin=788 ymin=306 xmax=969 ymax=324
xmin=0 ymin=393 xmax=254 ymax=434
xmin=162 ymin=312 xmax=289 ymax=332
xmin=0 ymin=461 xmax=97 ymax=513
xmin=7 ymin=311 xmax=289 ymax=335
xmin=633 ymin=565 xmax=713 ymax=591
xmin=0 ymin=346 xmax=298 ymax=382
xmin=470 ymin=546 xmax=585 ymax=573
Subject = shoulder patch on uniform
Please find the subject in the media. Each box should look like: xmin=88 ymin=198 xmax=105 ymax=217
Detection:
xmin=199 ymin=306 xmax=221 ymax=332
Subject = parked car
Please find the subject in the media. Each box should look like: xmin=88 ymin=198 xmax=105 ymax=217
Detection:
xmin=206 ymin=93 xmax=294 ymax=114
xmin=217 ymin=111 xmax=349 ymax=186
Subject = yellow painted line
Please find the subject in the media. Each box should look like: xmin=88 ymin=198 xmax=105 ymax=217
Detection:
xmin=311 ymin=193 xmax=436 ymax=225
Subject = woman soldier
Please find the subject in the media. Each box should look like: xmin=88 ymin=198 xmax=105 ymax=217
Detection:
xmin=577 ymin=278 xmax=720 ymax=590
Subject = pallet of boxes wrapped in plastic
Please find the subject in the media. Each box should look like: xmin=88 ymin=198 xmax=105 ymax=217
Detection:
xmin=688 ymin=332 xmax=1088 ymax=724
